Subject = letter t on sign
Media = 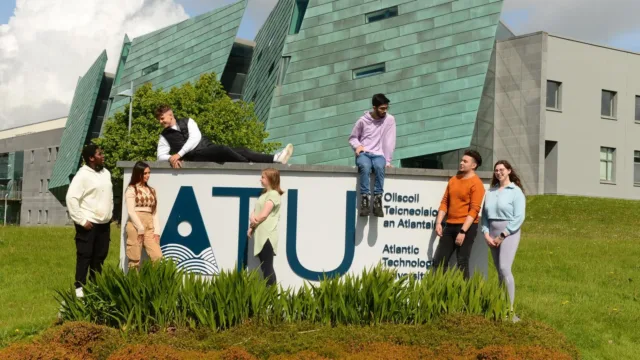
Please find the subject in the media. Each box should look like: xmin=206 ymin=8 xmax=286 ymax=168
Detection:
xmin=212 ymin=187 xmax=263 ymax=272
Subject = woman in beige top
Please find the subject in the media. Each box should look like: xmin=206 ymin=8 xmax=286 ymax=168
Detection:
xmin=125 ymin=161 xmax=162 ymax=269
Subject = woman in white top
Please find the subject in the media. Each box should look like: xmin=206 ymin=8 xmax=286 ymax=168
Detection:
xmin=125 ymin=161 xmax=163 ymax=269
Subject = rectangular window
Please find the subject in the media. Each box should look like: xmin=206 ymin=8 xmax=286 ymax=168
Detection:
xmin=634 ymin=151 xmax=640 ymax=185
xmin=47 ymin=148 xmax=51 ymax=162
xmin=38 ymin=210 xmax=41 ymax=224
xmin=45 ymin=210 xmax=49 ymax=224
xmin=366 ymin=6 xmax=399 ymax=23
xmin=353 ymin=63 xmax=386 ymax=79
xmin=66 ymin=211 xmax=70 ymax=224
xmin=55 ymin=146 xmax=59 ymax=159
xmin=601 ymin=90 xmax=617 ymax=118
xmin=277 ymin=57 xmax=291 ymax=86
xmin=635 ymin=96 xmax=640 ymax=122
xmin=27 ymin=210 xmax=31 ymax=224
xmin=39 ymin=179 xmax=43 ymax=193
xmin=31 ymin=150 xmax=35 ymax=164
xmin=46 ymin=179 xmax=50 ymax=193
xmin=141 ymin=62 xmax=159 ymax=76
xmin=546 ymin=80 xmax=561 ymax=110
xmin=600 ymin=147 xmax=615 ymax=182
xmin=289 ymin=0 xmax=309 ymax=35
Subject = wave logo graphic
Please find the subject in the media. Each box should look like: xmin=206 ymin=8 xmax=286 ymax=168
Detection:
xmin=161 ymin=243 xmax=219 ymax=275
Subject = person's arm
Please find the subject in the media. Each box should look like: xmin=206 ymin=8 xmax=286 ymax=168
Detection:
xmin=382 ymin=118 xmax=396 ymax=166
xmin=348 ymin=120 xmax=363 ymax=151
xmin=157 ymin=135 xmax=171 ymax=161
xmin=461 ymin=180 xmax=486 ymax=232
xmin=481 ymin=201 xmax=490 ymax=234
xmin=125 ymin=187 xmax=145 ymax=234
xmin=252 ymin=193 xmax=280 ymax=227
xmin=65 ymin=171 xmax=87 ymax=226
xmin=436 ymin=182 xmax=450 ymax=223
xmin=505 ymin=189 xmax=526 ymax=236
xmin=178 ymin=118 xmax=202 ymax=158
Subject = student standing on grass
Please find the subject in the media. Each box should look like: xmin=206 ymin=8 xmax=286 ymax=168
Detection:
xmin=247 ymin=168 xmax=283 ymax=286
xmin=65 ymin=144 xmax=113 ymax=298
xmin=155 ymin=105 xmax=294 ymax=168
xmin=432 ymin=150 xmax=486 ymax=280
xmin=348 ymin=93 xmax=396 ymax=217
xmin=124 ymin=161 xmax=163 ymax=269
xmin=481 ymin=160 xmax=526 ymax=322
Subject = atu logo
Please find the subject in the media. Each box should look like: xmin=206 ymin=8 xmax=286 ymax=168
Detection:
xmin=160 ymin=187 xmax=356 ymax=281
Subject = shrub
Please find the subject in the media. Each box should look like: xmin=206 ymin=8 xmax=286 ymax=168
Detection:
xmin=56 ymin=260 xmax=510 ymax=332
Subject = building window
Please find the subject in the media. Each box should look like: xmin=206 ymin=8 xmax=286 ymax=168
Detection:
xmin=353 ymin=63 xmax=386 ymax=79
xmin=600 ymin=147 xmax=615 ymax=183
xmin=546 ymin=80 xmax=561 ymax=110
xmin=635 ymin=96 xmax=640 ymax=122
xmin=252 ymin=92 xmax=257 ymax=103
xmin=55 ymin=146 xmax=59 ymax=159
xmin=277 ymin=57 xmax=291 ymax=86
xmin=45 ymin=210 xmax=49 ymax=224
xmin=141 ymin=62 xmax=159 ymax=76
xmin=31 ymin=150 xmax=35 ymax=164
xmin=366 ymin=6 xmax=399 ymax=23
xmin=601 ymin=90 xmax=617 ymax=118
xmin=46 ymin=179 xmax=50 ymax=193
xmin=47 ymin=148 xmax=52 ymax=162
xmin=289 ymin=0 xmax=309 ymax=35
xmin=27 ymin=210 xmax=31 ymax=224
xmin=634 ymin=151 xmax=640 ymax=186
xmin=38 ymin=210 xmax=42 ymax=224
xmin=66 ymin=211 xmax=70 ymax=224
xmin=39 ymin=179 xmax=43 ymax=193
xmin=268 ymin=62 xmax=275 ymax=77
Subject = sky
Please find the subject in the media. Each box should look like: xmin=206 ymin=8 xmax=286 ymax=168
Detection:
xmin=1 ymin=0 xmax=640 ymax=131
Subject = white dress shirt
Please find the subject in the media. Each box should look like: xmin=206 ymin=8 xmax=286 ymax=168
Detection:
xmin=157 ymin=118 xmax=202 ymax=161
xmin=65 ymin=165 xmax=114 ymax=225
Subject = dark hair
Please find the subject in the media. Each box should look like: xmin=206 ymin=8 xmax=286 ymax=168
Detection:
xmin=128 ymin=161 xmax=157 ymax=214
xmin=491 ymin=160 xmax=525 ymax=194
xmin=463 ymin=149 xmax=482 ymax=169
xmin=372 ymin=93 xmax=390 ymax=108
xmin=82 ymin=144 xmax=100 ymax=164
xmin=154 ymin=104 xmax=172 ymax=119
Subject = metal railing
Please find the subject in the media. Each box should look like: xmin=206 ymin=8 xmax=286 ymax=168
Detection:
xmin=0 ymin=189 xmax=22 ymax=200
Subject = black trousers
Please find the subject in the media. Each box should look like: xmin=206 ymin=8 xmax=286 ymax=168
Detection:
xmin=190 ymin=144 xmax=273 ymax=163
xmin=432 ymin=223 xmax=478 ymax=279
xmin=258 ymin=240 xmax=276 ymax=286
xmin=74 ymin=223 xmax=110 ymax=289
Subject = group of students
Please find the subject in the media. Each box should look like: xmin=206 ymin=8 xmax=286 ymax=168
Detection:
xmin=65 ymin=95 xmax=526 ymax=320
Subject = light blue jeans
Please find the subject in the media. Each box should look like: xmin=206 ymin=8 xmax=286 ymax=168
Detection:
xmin=356 ymin=152 xmax=386 ymax=195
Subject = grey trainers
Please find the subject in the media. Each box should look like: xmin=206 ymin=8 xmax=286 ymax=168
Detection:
xmin=373 ymin=194 xmax=384 ymax=217
xmin=274 ymin=143 xmax=294 ymax=164
xmin=360 ymin=194 xmax=370 ymax=216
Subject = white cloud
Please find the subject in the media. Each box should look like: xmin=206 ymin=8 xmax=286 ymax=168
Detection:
xmin=0 ymin=0 xmax=189 ymax=130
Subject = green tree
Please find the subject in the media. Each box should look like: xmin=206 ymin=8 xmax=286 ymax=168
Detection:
xmin=95 ymin=73 xmax=279 ymax=183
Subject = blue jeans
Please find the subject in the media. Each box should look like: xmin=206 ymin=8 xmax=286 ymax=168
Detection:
xmin=356 ymin=152 xmax=385 ymax=195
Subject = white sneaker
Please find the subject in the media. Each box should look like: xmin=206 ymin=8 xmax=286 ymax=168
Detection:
xmin=273 ymin=143 xmax=294 ymax=164
xmin=75 ymin=287 xmax=84 ymax=298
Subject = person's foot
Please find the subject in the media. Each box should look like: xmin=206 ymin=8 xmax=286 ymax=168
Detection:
xmin=75 ymin=287 xmax=84 ymax=298
xmin=511 ymin=314 xmax=521 ymax=323
xmin=373 ymin=194 xmax=384 ymax=217
xmin=360 ymin=194 xmax=371 ymax=216
xmin=274 ymin=143 xmax=294 ymax=164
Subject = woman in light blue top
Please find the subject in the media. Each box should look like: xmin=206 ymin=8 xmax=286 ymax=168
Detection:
xmin=481 ymin=160 xmax=526 ymax=322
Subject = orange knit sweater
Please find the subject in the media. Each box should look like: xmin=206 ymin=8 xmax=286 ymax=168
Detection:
xmin=438 ymin=174 xmax=485 ymax=224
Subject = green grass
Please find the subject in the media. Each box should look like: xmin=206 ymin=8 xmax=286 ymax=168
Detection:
xmin=0 ymin=225 xmax=120 ymax=345
xmin=0 ymin=195 xmax=639 ymax=359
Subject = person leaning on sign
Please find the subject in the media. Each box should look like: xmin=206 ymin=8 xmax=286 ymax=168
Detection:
xmin=65 ymin=144 xmax=113 ymax=298
xmin=154 ymin=105 xmax=294 ymax=168
xmin=432 ymin=150 xmax=486 ymax=280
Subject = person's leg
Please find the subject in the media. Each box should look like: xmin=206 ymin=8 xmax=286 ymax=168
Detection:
xmin=142 ymin=213 xmax=163 ymax=262
xmin=498 ymin=230 xmax=521 ymax=312
xmin=74 ymin=224 xmax=94 ymax=290
xmin=191 ymin=144 xmax=249 ymax=163
xmin=356 ymin=154 xmax=373 ymax=216
xmin=89 ymin=223 xmax=110 ymax=283
xmin=371 ymin=155 xmax=386 ymax=217
xmin=125 ymin=221 xmax=143 ymax=269
xmin=257 ymin=240 xmax=276 ymax=286
xmin=432 ymin=224 xmax=458 ymax=274
xmin=232 ymin=147 xmax=275 ymax=163
xmin=455 ymin=223 xmax=478 ymax=279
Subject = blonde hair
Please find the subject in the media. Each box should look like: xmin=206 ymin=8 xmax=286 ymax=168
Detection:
xmin=262 ymin=168 xmax=284 ymax=195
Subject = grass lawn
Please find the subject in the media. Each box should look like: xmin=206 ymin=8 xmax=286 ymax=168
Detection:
xmin=0 ymin=195 xmax=639 ymax=359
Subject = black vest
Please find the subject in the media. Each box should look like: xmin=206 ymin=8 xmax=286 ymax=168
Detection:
xmin=161 ymin=118 xmax=212 ymax=160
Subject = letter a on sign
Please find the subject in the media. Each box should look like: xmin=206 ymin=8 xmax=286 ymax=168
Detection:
xmin=160 ymin=186 xmax=220 ymax=275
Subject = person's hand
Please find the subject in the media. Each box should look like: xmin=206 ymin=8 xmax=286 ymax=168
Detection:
xmin=250 ymin=214 xmax=258 ymax=227
xmin=493 ymin=237 xmax=504 ymax=247
xmin=455 ymin=232 xmax=466 ymax=246
xmin=137 ymin=234 xmax=144 ymax=244
xmin=247 ymin=228 xmax=253 ymax=238
xmin=355 ymin=146 xmax=365 ymax=156
xmin=386 ymin=163 xmax=392 ymax=168
xmin=154 ymin=234 xmax=160 ymax=244
xmin=435 ymin=223 xmax=443 ymax=237
xmin=169 ymin=154 xmax=182 ymax=168
xmin=485 ymin=233 xmax=496 ymax=247
xmin=83 ymin=221 xmax=93 ymax=230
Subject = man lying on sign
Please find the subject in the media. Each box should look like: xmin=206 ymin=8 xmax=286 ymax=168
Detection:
xmin=155 ymin=104 xmax=294 ymax=168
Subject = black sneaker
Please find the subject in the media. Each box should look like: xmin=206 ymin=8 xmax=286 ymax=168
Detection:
xmin=360 ymin=194 xmax=370 ymax=216
xmin=373 ymin=194 xmax=384 ymax=217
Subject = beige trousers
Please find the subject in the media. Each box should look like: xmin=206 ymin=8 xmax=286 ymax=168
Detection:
xmin=125 ymin=212 xmax=162 ymax=268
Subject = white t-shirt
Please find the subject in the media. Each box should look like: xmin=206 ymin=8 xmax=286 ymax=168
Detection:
xmin=156 ymin=118 xmax=202 ymax=161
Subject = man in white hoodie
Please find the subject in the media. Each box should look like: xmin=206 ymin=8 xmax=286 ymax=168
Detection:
xmin=348 ymin=94 xmax=397 ymax=217
xmin=65 ymin=144 xmax=113 ymax=297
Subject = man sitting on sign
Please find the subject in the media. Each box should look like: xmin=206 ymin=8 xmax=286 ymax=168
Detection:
xmin=155 ymin=105 xmax=294 ymax=168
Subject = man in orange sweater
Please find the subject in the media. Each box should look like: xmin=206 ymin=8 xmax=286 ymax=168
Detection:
xmin=432 ymin=150 xmax=486 ymax=279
